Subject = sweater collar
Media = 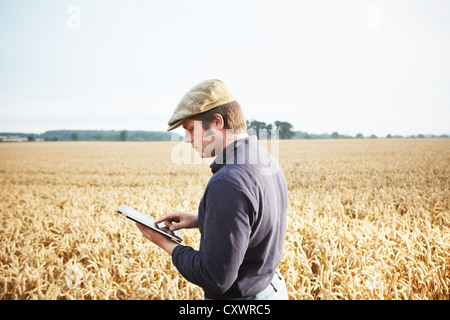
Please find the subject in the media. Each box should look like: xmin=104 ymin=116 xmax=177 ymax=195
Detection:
xmin=210 ymin=135 xmax=257 ymax=174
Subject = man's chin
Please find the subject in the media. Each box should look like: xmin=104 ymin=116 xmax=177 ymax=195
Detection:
xmin=200 ymin=153 xmax=213 ymax=159
xmin=193 ymin=146 xmax=216 ymax=158
xmin=197 ymin=150 xmax=215 ymax=159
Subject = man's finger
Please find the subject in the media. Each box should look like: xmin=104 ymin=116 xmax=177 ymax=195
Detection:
xmin=155 ymin=212 xmax=177 ymax=224
xmin=163 ymin=220 xmax=172 ymax=228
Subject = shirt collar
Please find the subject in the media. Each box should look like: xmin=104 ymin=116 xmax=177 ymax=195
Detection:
xmin=210 ymin=135 xmax=257 ymax=174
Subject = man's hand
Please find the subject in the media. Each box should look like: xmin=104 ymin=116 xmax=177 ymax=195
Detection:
xmin=155 ymin=212 xmax=199 ymax=231
xmin=136 ymin=223 xmax=179 ymax=256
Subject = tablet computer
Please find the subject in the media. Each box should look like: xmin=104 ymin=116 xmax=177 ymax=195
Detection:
xmin=116 ymin=205 xmax=183 ymax=244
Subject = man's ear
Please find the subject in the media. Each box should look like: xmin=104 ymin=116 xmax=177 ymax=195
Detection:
xmin=211 ymin=113 xmax=224 ymax=130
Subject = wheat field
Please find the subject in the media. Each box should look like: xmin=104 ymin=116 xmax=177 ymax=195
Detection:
xmin=0 ymin=139 xmax=449 ymax=300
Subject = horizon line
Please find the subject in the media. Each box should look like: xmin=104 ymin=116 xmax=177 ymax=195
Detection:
xmin=1 ymin=128 xmax=449 ymax=138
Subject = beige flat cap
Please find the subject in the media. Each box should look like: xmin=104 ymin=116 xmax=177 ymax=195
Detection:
xmin=167 ymin=79 xmax=235 ymax=131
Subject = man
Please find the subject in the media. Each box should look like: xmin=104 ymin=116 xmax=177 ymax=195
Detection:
xmin=136 ymin=79 xmax=288 ymax=300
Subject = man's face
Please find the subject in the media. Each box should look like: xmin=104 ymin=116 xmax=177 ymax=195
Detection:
xmin=181 ymin=118 xmax=223 ymax=158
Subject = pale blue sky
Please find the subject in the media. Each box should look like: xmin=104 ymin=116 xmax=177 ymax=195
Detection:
xmin=0 ymin=0 xmax=449 ymax=136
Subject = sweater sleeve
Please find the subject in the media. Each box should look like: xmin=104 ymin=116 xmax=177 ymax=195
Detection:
xmin=171 ymin=179 xmax=253 ymax=295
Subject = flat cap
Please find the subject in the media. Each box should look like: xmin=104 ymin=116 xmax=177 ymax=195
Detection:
xmin=167 ymin=79 xmax=235 ymax=131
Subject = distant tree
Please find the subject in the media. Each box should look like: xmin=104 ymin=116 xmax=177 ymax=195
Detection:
xmin=120 ymin=130 xmax=128 ymax=141
xmin=27 ymin=135 xmax=35 ymax=142
xmin=265 ymin=123 xmax=273 ymax=139
xmin=274 ymin=121 xmax=294 ymax=139
xmin=292 ymin=131 xmax=308 ymax=139
xmin=386 ymin=134 xmax=392 ymax=139
xmin=331 ymin=131 xmax=340 ymax=139
xmin=247 ymin=120 xmax=267 ymax=139
xmin=71 ymin=133 xmax=79 ymax=141
xmin=369 ymin=134 xmax=378 ymax=139
xmin=92 ymin=133 xmax=103 ymax=140
xmin=355 ymin=133 xmax=364 ymax=139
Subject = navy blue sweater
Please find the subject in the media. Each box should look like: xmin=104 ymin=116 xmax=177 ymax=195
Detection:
xmin=172 ymin=136 xmax=287 ymax=299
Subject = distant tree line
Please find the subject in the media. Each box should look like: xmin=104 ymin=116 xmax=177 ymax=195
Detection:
xmin=1 ymin=126 xmax=448 ymax=142
xmin=246 ymin=120 xmax=296 ymax=139
xmin=291 ymin=131 xmax=449 ymax=139
xmin=0 ymin=130 xmax=180 ymax=142
xmin=245 ymin=119 xmax=449 ymax=140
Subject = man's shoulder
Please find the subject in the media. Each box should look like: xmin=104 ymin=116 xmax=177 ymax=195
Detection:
xmin=206 ymin=167 xmax=246 ymax=191
xmin=206 ymin=162 xmax=261 ymax=206
xmin=204 ymin=174 xmax=257 ymax=212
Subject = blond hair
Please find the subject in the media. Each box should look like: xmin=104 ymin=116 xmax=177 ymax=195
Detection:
xmin=190 ymin=101 xmax=247 ymax=133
